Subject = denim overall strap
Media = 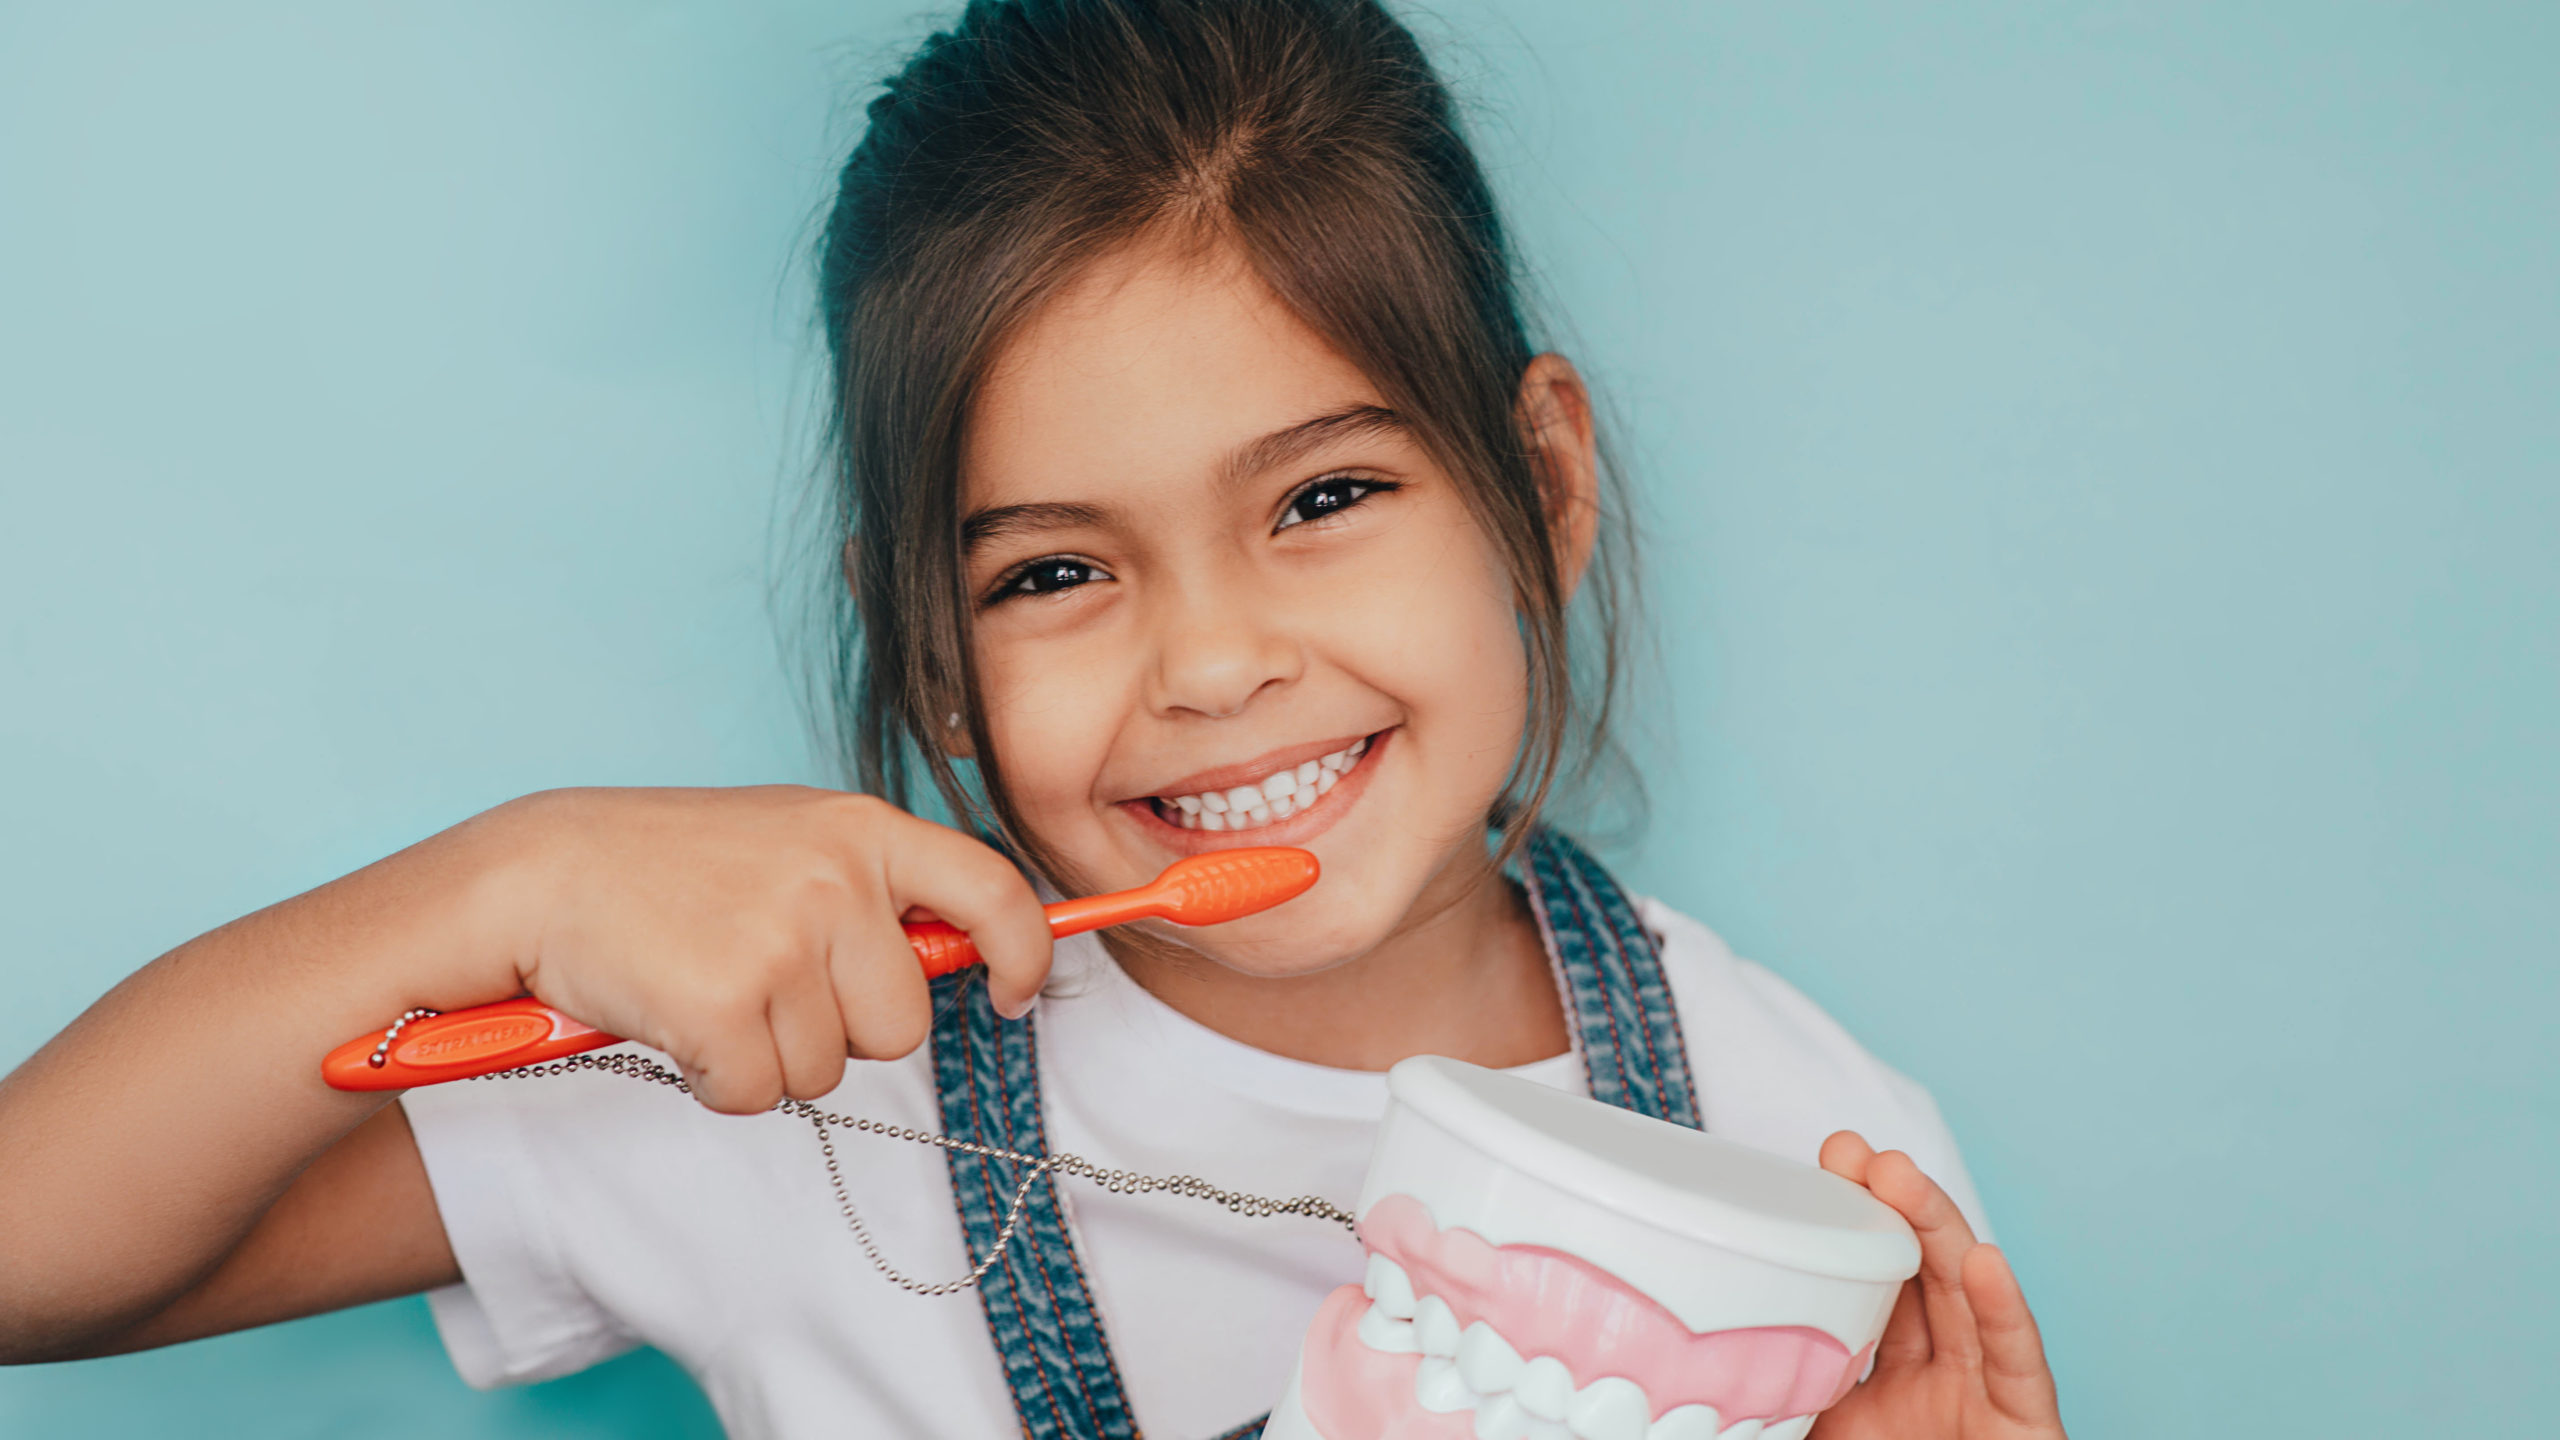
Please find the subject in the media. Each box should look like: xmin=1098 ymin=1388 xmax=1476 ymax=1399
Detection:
xmin=929 ymin=824 xmax=1697 ymax=1440
xmin=1519 ymin=825 xmax=1704 ymax=1128
xmin=930 ymin=968 xmax=1141 ymax=1440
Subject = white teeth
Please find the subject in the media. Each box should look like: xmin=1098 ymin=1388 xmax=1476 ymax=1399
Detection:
xmin=1364 ymin=1255 xmax=1417 ymax=1319
xmin=1366 ymin=1284 xmax=1723 ymax=1440
xmin=1473 ymin=1394 xmax=1530 ymax=1440
xmin=1198 ymin=811 xmax=1224 ymax=832
xmin=1358 ymin=1305 xmax=1422 ymax=1354
xmin=1645 ymin=1406 xmax=1721 ymax=1440
xmin=1150 ymin=738 xmax=1370 ymax=827
xmin=1566 ymin=1378 xmax=1650 ymax=1440
xmin=1515 ymin=1356 xmax=1575 ymax=1421
xmin=1413 ymin=1295 xmax=1462 ymax=1357
xmin=1456 ymin=1322 xmax=1523 ymax=1395
xmin=1416 ymin=1356 xmax=1474 ymax=1414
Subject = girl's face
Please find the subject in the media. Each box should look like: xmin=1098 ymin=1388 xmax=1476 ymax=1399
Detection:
xmin=959 ymin=237 xmax=1537 ymax=975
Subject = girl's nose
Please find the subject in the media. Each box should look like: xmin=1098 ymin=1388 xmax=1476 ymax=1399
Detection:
xmin=1145 ymin=580 xmax=1303 ymax=720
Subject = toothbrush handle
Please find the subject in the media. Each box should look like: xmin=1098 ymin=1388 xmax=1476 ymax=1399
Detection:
xmin=322 ymin=894 xmax=1166 ymax=1091
xmin=321 ymin=997 xmax=611 ymax=1091
xmin=901 ymin=887 xmax=1166 ymax=979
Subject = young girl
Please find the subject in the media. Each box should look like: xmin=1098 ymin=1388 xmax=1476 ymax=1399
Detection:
xmin=0 ymin=2 xmax=2066 ymax=1437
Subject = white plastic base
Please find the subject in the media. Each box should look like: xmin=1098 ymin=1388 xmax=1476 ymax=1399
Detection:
xmin=1260 ymin=1356 xmax=1320 ymax=1440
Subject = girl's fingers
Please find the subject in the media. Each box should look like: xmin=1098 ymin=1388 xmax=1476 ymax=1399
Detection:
xmin=1965 ymin=1244 xmax=2064 ymax=1426
xmin=766 ymin=965 xmax=852 ymax=1102
xmin=668 ymin=1013 xmax=787 ymax=1116
xmin=1871 ymin=1271 xmax=1934 ymax=1371
xmin=826 ymin=914 xmax=935 ymax=1061
xmin=873 ymin=816 xmax=1053 ymax=1020
xmin=1823 ymin=1131 xmax=1932 ymax=1370
xmin=1864 ymin=1150 xmax=1983 ymax=1369
xmin=1819 ymin=1130 xmax=1877 ymax=1185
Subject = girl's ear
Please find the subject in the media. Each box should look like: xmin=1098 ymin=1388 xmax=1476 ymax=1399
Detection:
xmin=939 ymin=707 xmax=975 ymax=759
xmin=1517 ymin=353 xmax=1601 ymax=601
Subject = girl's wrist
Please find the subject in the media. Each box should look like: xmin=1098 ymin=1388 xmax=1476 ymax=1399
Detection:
xmin=298 ymin=796 xmax=557 ymax=1018
xmin=422 ymin=794 xmax=562 ymax=1001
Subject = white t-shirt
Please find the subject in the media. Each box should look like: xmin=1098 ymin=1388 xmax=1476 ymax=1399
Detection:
xmin=402 ymin=900 xmax=1985 ymax=1439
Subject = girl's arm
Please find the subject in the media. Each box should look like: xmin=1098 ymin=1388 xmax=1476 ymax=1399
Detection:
xmin=0 ymin=829 xmax=505 ymax=1363
xmin=48 ymin=1105 xmax=456 ymax=1359
xmin=0 ymin=787 xmax=1054 ymax=1364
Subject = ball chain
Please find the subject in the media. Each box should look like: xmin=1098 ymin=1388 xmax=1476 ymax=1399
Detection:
xmin=467 ymin=1049 xmax=1357 ymax=1296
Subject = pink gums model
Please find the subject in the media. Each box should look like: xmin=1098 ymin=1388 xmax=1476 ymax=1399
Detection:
xmin=1299 ymin=1195 xmax=1870 ymax=1439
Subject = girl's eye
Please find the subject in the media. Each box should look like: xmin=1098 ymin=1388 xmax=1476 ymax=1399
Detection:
xmin=994 ymin=556 xmax=1109 ymax=601
xmin=1276 ymin=475 xmax=1395 ymax=531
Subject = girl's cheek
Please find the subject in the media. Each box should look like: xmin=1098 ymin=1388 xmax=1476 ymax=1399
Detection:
xmin=976 ymin=636 xmax=1128 ymax=823
xmin=1321 ymin=507 xmax=1528 ymax=715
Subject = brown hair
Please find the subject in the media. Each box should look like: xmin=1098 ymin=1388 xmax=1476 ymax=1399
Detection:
xmin=816 ymin=0 xmax=1637 ymax=880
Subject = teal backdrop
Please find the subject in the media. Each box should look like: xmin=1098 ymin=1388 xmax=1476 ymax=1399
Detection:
xmin=3 ymin=3 xmax=2552 ymax=1435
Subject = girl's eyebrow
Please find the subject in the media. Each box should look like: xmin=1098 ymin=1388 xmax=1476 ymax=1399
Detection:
xmin=1221 ymin=403 xmax=1409 ymax=488
xmin=959 ymin=404 xmax=1408 ymax=557
xmin=962 ymin=500 xmax=1110 ymax=555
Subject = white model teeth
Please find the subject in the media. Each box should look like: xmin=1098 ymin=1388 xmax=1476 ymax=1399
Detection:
xmin=1355 ymin=1256 xmax=1799 ymax=1440
xmin=1415 ymin=1356 xmax=1474 ymax=1413
xmin=1154 ymin=735 xmax=1365 ymax=831
xmin=1647 ymin=1408 xmax=1725 ymax=1440
xmin=1414 ymin=1294 xmax=1463 ymax=1357
xmin=1516 ymin=1357 xmax=1576 ymax=1421
xmin=1365 ymin=1252 xmax=1417 ymax=1318
xmin=1456 ymin=1323 xmax=1522 ymax=1394
xmin=1567 ymin=1379 xmax=1650 ymax=1438
xmin=1360 ymin=1305 xmax=1423 ymax=1354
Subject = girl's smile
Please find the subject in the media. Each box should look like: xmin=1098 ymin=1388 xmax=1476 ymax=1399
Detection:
xmin=1120 ymin=726 xmax=1387 ymax=848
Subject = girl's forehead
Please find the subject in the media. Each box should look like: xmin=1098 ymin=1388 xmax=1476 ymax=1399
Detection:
xmin=962 ymin=237 xmax=1392 ymax=506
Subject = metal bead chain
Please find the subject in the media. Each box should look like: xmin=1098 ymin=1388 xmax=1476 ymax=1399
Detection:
xmin=369 ymin=1008 xmax=441 ymax=1068
xmin=467 ymin=1051 xmax=1356 ymax=1295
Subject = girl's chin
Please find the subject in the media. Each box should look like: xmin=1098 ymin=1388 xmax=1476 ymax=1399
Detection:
xmin=1120 ymin=883 xmax=1419 ymax=980
xmin=1129 ymin=929 xmax=1378 ymax=982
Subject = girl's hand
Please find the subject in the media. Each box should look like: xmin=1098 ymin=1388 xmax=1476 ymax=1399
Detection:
xmin=1808 ymin=1132 xmax=2067 ymax=1440
xmin=463 ymin=786 xmax=1051 ymax=1114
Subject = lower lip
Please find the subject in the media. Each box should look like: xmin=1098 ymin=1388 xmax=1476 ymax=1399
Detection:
xmin=1118 ymin=729 xmax=1393 ymax=853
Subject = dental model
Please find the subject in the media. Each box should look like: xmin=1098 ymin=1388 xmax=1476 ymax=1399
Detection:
xmin=1265 ymin=1057 xmax=1920 ymax=1440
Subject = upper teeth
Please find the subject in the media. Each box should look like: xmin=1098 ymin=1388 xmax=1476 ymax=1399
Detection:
xmin=1159 ymin=736 xmax=1365 ymax=832
xmin=1354 ymin=1255 xmax=1798 ymax=1440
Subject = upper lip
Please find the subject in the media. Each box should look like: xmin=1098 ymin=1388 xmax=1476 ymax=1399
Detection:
xmin=1125 ymin=731 xmax=1378 ymax=802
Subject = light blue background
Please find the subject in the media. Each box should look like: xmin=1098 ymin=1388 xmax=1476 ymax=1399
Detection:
xmin=3 ymin=2 xmax=2552 ymax=1435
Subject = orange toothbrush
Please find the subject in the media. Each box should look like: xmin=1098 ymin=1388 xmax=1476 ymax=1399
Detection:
xmin=321 ymin=846 xmax=1319 ymax=1091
